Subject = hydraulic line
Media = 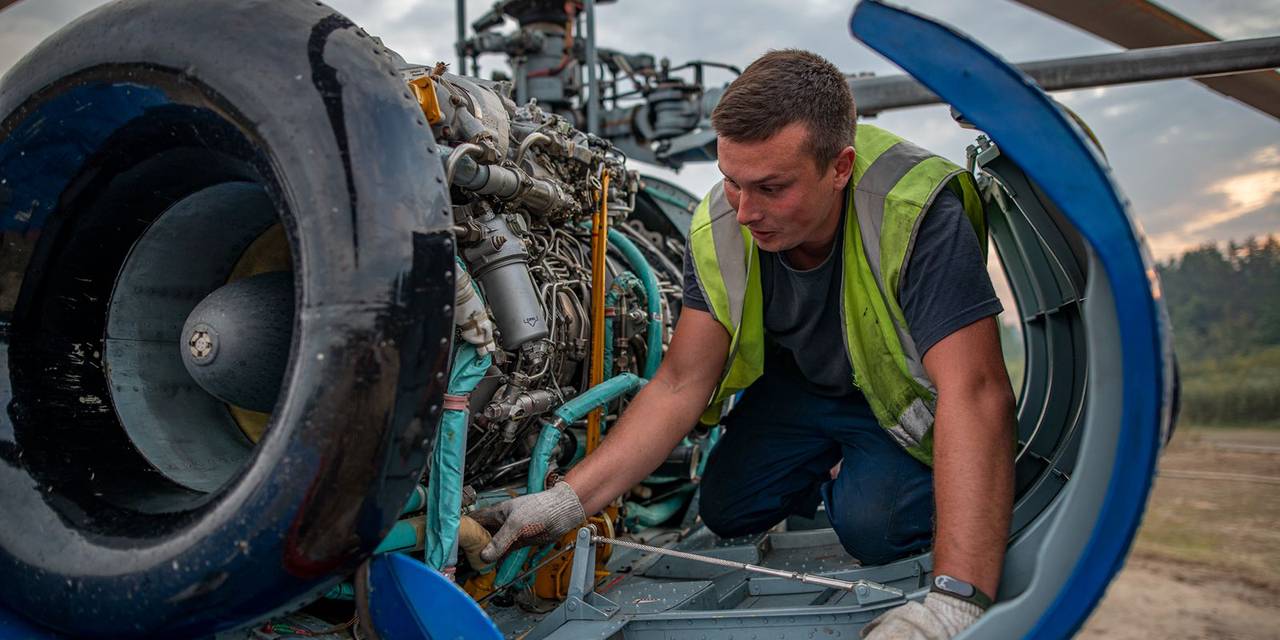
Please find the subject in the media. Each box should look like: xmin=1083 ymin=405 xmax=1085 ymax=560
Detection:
xmin=494 ymin=373 xmax=646 ymax=587
xmin=587 ymin=171 xmax=610 ymax=454
xmin=606 ymin=229 xmax=663 ymax=378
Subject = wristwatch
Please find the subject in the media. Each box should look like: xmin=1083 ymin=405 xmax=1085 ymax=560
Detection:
xmin=931 ymin=574 xmax=994 ymax=611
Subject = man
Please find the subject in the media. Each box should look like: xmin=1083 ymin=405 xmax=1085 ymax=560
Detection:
xmin=473 ymin=49 xmax=1016 ymax=639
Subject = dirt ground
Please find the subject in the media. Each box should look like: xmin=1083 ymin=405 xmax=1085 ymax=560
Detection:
xmin=1078 ymin=425 xmax=1280 ymax=639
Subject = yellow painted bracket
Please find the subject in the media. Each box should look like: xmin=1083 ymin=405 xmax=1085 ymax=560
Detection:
xmin=409 ymin=75 xmax=443 ymax=124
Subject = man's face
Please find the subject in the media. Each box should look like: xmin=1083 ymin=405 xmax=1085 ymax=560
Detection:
xmin=717 ymin=121 xmax=852 ymax=253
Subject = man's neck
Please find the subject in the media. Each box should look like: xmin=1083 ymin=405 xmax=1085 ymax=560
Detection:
xmin=783 ymin=194 xmax=844 ymax=270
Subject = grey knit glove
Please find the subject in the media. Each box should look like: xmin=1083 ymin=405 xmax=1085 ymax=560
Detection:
xmin=861 ymin=592 xmax=983 ymax=640
xmin=472 ymin=481 xmax=586 ymax=564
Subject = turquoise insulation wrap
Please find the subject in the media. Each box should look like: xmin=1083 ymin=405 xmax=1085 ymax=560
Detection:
xmin=492 ymin=424 xmax=562 ymax=586
xmin=552 ymin=373 xmax=646 ymax=427
xmin=400 ymin=484 xmax=426 ymax=516
xmin=494 ymin=373 xmax=647 ymax=586
xmin=375 ymin=518 xmax=422 ymax=554
xmin=325 ymin=583 xmax=356 ymax=601
xmin=603 ymin=272 xmax=644 ymax=380
xmin=624 ymin=484 xmax=696 ymax=530
xmin=425 ymin=342 xmax=493 ymax=569
xmin=606 ymin=229 xmax=663 ymax=378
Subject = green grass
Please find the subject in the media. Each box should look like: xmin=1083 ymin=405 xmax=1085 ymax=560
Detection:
xmin=1178 ymin=345 xmax=1280 ymax=426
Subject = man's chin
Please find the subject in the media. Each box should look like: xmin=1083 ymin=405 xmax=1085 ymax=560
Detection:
xmin=753 ymin=234 xmax=793 ymax=252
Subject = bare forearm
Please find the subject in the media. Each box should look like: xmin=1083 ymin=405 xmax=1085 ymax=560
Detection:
xmin=932 ymin=382 xmax=1015 ymax=598
xmin=564 ymin=371 xmax=710 ymax=514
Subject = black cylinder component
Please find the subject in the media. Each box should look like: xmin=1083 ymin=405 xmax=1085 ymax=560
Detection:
xmin=181 ymin=271 xmax=295 ymax=413
xmin=655 ymin=443 xmax=701 ymax=480
xmin=0 ymin=0 xmax=455 ymax=636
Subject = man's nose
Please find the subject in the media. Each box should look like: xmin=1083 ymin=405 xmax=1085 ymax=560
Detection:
xmin=735 ymin=191 xmax=762 ymax=226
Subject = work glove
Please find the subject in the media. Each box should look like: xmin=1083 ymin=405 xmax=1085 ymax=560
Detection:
xmin=472 ymin=481 xmax=586 ymax=564
xmin=454 ymin=266 xmax=497 ymax=355
xmin=860 ymin=592 xmax=983 ymax=640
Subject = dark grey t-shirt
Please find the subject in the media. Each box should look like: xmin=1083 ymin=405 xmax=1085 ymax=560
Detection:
xmin=683 ymin=188 xmax=1001 ymax=397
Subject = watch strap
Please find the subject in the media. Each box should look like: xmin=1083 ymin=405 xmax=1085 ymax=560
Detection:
xmin=931 ymin=574 xmax=994 ymax=611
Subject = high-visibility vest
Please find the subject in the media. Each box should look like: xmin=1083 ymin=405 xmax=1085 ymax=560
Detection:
xmin=689 ymin=124 xmax=986 ymax=466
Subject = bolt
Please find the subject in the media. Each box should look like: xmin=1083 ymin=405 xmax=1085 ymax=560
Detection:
xmin=188 ymin=327 xmax=215 ymax=363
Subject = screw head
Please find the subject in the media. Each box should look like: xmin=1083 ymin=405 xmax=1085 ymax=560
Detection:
xmin=187 ymin=324 xmax=218 ymax=364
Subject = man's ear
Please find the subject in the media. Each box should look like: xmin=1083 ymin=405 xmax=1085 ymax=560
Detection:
xmin=831 ymin=146 xmax=855 ymax=190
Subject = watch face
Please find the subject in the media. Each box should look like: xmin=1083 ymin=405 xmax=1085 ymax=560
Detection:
xmin=934 ymin=574 xmax=975 ymax=598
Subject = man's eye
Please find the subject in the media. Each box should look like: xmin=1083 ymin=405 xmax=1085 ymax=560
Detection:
xmin=759 ymin=185 xmax=777 ymax=194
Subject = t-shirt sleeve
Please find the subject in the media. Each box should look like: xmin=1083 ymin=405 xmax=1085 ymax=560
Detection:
xmin=681 ymin=238 xmax=712 ymax=315
xmin=899 ymin=188 xmax=1003 ymax=357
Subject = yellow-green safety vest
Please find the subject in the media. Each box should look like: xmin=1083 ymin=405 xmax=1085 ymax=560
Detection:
xmin=689 ymin=124 xmax=986 ymax=466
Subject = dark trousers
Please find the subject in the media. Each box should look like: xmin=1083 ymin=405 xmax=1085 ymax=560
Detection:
xmin=699 ymin=366 xmax=935 ymax=565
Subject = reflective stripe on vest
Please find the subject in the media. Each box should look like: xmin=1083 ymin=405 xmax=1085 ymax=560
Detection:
xmin=689 ymin=124 xmax=985 ymax=466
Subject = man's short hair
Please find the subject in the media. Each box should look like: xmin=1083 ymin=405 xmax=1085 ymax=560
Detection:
xmin=710 ymin=49 xmax=856 ymax=169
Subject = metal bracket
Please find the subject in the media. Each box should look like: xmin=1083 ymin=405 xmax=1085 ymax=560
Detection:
xmin=524 ymin=527 xmax=619 ymax=640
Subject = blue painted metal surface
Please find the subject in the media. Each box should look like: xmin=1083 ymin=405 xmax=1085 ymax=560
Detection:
xmin=850 ymin=2 xmax=1172 ymax=638
xmin=367 ymin=553 xmax=502 ymax=640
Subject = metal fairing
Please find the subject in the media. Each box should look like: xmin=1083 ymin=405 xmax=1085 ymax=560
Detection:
xmin=851 ymin=2 xmax=1173 ymax=638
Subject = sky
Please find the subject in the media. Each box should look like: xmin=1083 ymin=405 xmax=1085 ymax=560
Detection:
xmin=1 ymin=0 xmax=1278 ymax=261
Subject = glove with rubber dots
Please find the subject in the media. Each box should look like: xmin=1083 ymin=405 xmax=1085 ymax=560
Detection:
xmin=472 ymin=480 xmax=586 ymax=564
xmin=860 ymin=592 xmax=983 ymax=640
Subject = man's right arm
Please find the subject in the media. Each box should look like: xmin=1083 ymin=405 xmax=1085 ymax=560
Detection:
xmin=564 ymin=306 xmax=730 ymax=513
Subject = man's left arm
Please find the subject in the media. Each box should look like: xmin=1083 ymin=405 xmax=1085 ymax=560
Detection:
xmin=923 ymin=314 xmax=1016 ymax=600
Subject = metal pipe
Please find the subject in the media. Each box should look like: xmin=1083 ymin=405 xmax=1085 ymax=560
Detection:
xmin=603 ymin=271 xmax=645 ymax=380
xmin=851 ymin=36 xmax=1280 ymax=115
xmin=585 ymin=0 xmax=600 ymax=134
xmin=455 ymin=0 xmax=466 ymax=74
xmin=445 ymin=142 xmax=484 ymax=185
xmin=515 ymin=131 xmax=552 ymax=165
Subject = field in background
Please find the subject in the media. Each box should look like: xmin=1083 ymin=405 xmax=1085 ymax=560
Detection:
xmin=1079 ymin=424 xmax=1280 ymax=639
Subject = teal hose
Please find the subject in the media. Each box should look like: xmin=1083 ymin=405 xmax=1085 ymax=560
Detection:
xmin=603 ymin=272 xmax=644 ymax=380
xmin=606 ymin=229 xmax=663 ymax=378
xmin=624 ymin=484 xmax=696 ymax=530
xmin=422 ymin=259 xmax=495 ymax=570
xmin=375 ymin=518 xmax=422 ymax=554
xmin=494 ymin=373 xmax=647 ymax=586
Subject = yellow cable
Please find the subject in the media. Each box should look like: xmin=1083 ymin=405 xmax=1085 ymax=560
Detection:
xmin=587 ymin=172 xmax=610 ymax=454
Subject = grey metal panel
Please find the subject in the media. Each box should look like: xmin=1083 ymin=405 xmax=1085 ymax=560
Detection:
xmin=638 ymin=529 xmax=768 ymax=580
xmin=766 ymin=529 xmax=841 ymax=550
xmin=103 ymin=339 xmax=251 ymax=493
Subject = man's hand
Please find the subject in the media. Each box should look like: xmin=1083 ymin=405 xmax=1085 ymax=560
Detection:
xmin=471 ymin=481 xmax=586 ymax=564
xmin=860 ymin=593 xmax=982 ymax=640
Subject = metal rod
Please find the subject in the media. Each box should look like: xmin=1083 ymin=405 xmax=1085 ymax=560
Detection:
xmin=851 ymin=36 xmax=1280 ymax=115
xmin=592 ymin=535 xmax=868 ymax=592
xmin=455 ymin=0 xmax=467 ymax=75
xmin=585 ymin=0 xmax=600 ymax=135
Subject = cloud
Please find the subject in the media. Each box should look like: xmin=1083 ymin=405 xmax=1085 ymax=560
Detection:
xmin=1 ymin=0 xmax=1276 ymax=263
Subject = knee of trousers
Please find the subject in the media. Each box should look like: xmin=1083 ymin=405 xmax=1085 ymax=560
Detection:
xmin=827 ymin=493 xmax=932 ymax=566
xmin=697 ymin=488 xmax=781 ymax=539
